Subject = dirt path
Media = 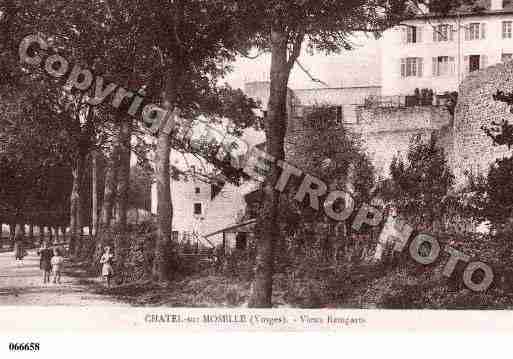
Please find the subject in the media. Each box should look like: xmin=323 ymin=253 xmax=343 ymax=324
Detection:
xmin=0 ymin=250 xmax=128 ymax=306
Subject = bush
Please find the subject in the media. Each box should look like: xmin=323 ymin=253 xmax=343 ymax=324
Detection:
xmin=88 ymin=221 xmax=183 ymax=283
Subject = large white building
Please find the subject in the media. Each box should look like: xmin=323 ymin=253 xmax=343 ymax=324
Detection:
xmin=381 ymin=0 xmax=513 ymax=96
xmin=150 ymin=1 xmax=513 ymax=247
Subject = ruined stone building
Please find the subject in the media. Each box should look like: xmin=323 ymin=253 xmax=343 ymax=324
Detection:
xmin=244 ymin=53 xmax=513 ymax=185
xmin=152 ymin=1 xmax=513 ymax=249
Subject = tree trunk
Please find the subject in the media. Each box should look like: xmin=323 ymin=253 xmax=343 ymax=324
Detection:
xmin=101 ymin=140 xmax=121 ymax=230
xmin=91 ymin=150 xmax=98 ymax=237
xmin=55 ymin=226 xmax=60 ymax=243
xmin=28 ymin=224 xmax=34 ymax=242
xmin=250 ymin=28 xmax=293 ymax=308
xmin=69 ymin=147 xmax=87 ymax=256
xmin=152 ymin=105 xmax=178 ymax=281
xmin=111 ymin=119 xmax=132 ymax=277
xmin=77 ymin=171 xmax=85 ymax=255
xmin=117 ymin=119 xmax=131 ymax=231
xmin=69 ymin=164 xmax=80 ymax=254
xmin=9 ymin=223 xmax=15 ymax=247
xmin=152 ymin=122 xmax=173 ymax=281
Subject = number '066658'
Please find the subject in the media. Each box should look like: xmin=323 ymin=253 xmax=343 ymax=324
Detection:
xmin=9 ymin=343 xmax=40 ymax=351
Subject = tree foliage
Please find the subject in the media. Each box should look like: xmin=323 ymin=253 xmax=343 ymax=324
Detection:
xmin=382 ymin=134 xmax=454 ymax=226
xmin=231 ymin=0 xmax=465 ymax=307
xmin=482 ymin=91 xmax=513 ymax=149
xmin=480 ymin=90 xmax=513 ymax=227
xmin=484 ymin=157 xmax=513 ymax=226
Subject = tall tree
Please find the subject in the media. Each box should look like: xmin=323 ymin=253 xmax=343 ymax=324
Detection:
xmin=233 ymin=0 xmax=464 ymax=307
xmin=125 ymin=1 xmax=258 ymax=281
xmin=383 ymin=135 xmax=455 ymax=229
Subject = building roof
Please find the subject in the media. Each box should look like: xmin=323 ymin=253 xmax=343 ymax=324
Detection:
xmin=415 ymin=0 xmax=513 ymax=20
xmin=292 ymin=86 xmax=381 ymax=107
xmin=203 ymin=219 xmax=256 ymax=238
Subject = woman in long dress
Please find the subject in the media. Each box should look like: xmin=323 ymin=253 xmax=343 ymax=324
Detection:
xmin=13 ymin=232 xmax=25 ymax=266
xmin=100 ymin=246 xmax=114 ymax=288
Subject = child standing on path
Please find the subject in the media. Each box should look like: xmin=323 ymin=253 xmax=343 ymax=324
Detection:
xmin=100 ymin=246 xmax=114 ymax=288
xmin=38 ymin=242 xmax=53 ymax=284
xmin=50 ymin=247 xmax=64 ymax=284
xmin=13 ymin=233 xmax=25 ymax=267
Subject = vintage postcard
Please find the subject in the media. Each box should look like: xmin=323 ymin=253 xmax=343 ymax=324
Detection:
xmin=1 ymin=0 xmax=513 ymax=344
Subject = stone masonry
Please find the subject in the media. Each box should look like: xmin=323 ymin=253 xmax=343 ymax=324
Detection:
xmin=452 ymin=61 xmax=513 ymax=183
xmin=246 ymin=70 xmax=513 ymax=185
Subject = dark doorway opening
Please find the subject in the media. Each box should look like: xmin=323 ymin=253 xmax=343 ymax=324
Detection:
xmin=235 ymin=233 xmax=247 ymax=251
xmin=469 ymin=55 xmax=480 ymax=72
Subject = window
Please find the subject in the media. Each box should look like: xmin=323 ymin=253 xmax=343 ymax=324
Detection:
xmin=405 ymin=26 xmax=422 ymax=43
xmin=502 ymin=53 xmax=513 ymax=62
xmin=432 ymin=56 xmax=455 ymax=76
xmin=401 ymin=57 xmax=424 ymax=77
xmin=195 ymin=187 xmax=200 ymax=194
xmin=433 ymin=24 xmax=453 ymax=42
xmin=464 ymin=54 xmax=487 ymax=73
xmin=172 ymin=231 xmax=179 ymax=242
xmin=193 ymin=203 xmax=202 ymax=215
xmin=407 ymin=26 xmax=417 ymax=43
xmin=503 ymin=21 xmax=512 ymax=39
xmin=335 ymin=106 xmax=343 ymax=123
xmin=469 ymin=55 xmax=481 ymax=72
xmin=466 ymin=23 xmax=486 ymax=40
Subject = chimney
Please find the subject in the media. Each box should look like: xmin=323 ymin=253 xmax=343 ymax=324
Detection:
xmin=491 ymin=0 xmax=503 ymax=10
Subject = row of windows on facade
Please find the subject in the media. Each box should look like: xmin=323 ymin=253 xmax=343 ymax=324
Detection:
xmin=400 ymin=53 xmax=513 ymax=77
xmin=403 ymin=21 xmax=513 ymax=43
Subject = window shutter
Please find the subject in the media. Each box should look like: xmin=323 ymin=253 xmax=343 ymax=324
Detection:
xmin=417 ymin=26 xmax=422 ymax=43
xmin=417 ymin=58 xmax=423 ymax=77
xmin=464 ymin=56 xmax=469 ymax=73
xmin=401 ymin=58 xmax=406 ymax=77
xmin=450 ymin=25 xmax=455 ymax=41
xmin=481 ymin=23 xmax=486 ymax=39
xmin=449 ymin=57 xmax=456 ymax=74
xmin=432 ymin=57 xmax=438 ymax=76
xmin=465 ymin=26 xmax=470 ymax=41
xmin=401 ymin=27 xmax=407 ymax=43
xmin=481 ymin=54 xmax=487 ymax=69
xmin=433 ymin=26 xmax=437 ymax=42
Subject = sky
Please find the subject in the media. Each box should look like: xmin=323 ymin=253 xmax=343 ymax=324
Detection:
xmin=223 ymin=35 xmax=382 ymax=91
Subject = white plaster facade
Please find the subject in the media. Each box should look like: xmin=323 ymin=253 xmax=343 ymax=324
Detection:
xmin=149 ymin=126 xmax=264 ymax=248
xmin=381 ymin=6 xmax=513 ymax=96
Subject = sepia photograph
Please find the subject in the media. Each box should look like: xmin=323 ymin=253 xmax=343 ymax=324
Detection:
xmin=2 ymin=0 xmax=513 ymax=340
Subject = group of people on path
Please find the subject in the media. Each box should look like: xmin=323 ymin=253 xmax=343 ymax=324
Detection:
xmin=37 ymin=242 xmax=65 ymax=284
xmin=38 ymin=243 xmax=114 ymax=287
xmin=14 ymin=238 xmax=114 ymax=287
